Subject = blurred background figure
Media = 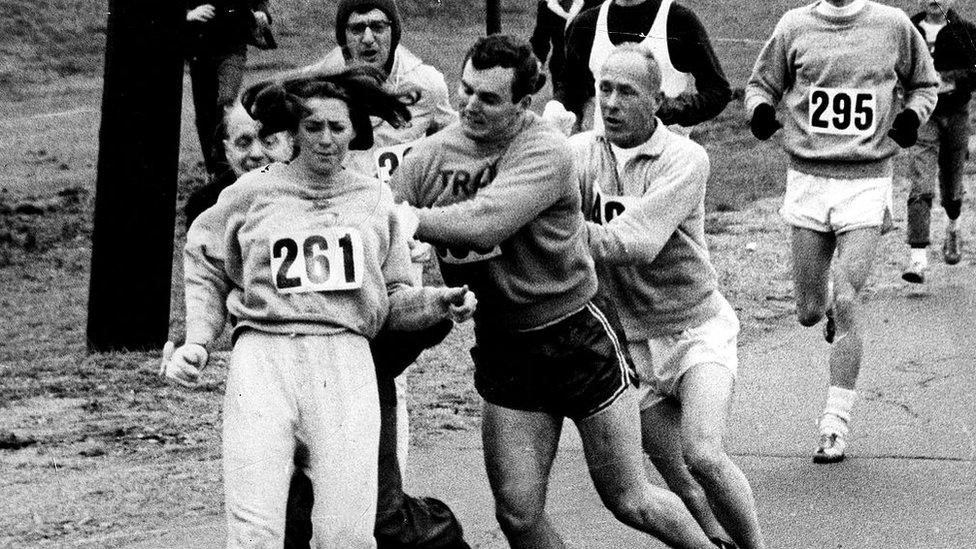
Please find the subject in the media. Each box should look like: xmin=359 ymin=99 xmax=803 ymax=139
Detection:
xmin=184 ymin=0 xmax=275 ymax=185
xmin=184 ymin=101 xmax=293 ymax=228
xmin=529 ymin=0 xmax=600 ymax=85
xmin=902 ymin=0 xmax=976 ymax=283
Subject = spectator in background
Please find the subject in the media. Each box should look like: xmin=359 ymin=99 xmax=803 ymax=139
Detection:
xmin=184 ymin=0 xmax=275 ymax=186
xmin=902 ymin=0 xmax=976 ymax=283
xmin=529 ymin=0 xmax=601 ymax=85
xmin=301 ymin=0 xmax=456 ymax=182
xmin=544 ymin=0 xmax=731 ymax=137
xmin=184 ymin=101 xmax=294 ymax=228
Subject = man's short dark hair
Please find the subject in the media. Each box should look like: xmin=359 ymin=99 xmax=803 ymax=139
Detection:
xmin=463 ymin=34 xmax=546 ymax=103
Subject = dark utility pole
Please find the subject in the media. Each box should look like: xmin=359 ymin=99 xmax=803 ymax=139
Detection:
xmin=487 ymin=0 xmax=501 ymax=34
xmin=87 ymin=0 xmax=184 ymax=352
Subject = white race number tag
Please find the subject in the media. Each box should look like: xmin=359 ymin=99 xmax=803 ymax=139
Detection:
xmin=373 ymin=139 xmax=420 ymax=184
xmin=269 ymin=227 xmax=365 ymax=293
xmin=808 ymin=87 xmax=876 ymax=136
xmin=593 ymin=192 xmax=640 ymax=225
xmin=436 ymin=243 xmax=503 ymax=264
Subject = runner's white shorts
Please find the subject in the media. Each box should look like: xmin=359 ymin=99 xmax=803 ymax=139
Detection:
xmin=781 ymin=170 xmax=893 ymax=234
xmin=628 ymin=298 xmax=740 ymax=410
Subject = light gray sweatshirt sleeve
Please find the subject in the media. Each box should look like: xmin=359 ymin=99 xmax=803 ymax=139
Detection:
xmin=381 ymin=187 xmax=453 ymax=331
xmin=744 ymin=16 xmax=792 ymax=114
xmin=896 ymin=12 xmax=939 ymax=124
xmin=183 ymin=184 xmax=250 ymax=347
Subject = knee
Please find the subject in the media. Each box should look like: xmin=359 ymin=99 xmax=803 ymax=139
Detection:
xmin=832 ymin=292 xmax=857 ymax=321
xmin=683 ymin=443 xmax=728 ymax=483
xmin=601 ymin=485 xmax=662 ymax=527
xmin=493 ymin=488 xmax=546 ymax=536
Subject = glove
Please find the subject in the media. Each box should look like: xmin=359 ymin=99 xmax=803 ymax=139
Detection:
xmin=438 ymin=285 xmax=477 ymax=324
xmin=749 ymin=103 xmax=782 ymax=140
xmin=888 ymin=109 xmax=920 ymax=148
xmin=159 ymin=341 xmax=209 ymax=388
xmin=542 ymin=100 xmax=577 ymax=137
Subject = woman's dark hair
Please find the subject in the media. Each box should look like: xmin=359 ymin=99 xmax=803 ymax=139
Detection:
xmin=240 ymin=65 xmax=417 ymax=150
xmin=463 ymin=34 xmax=546 ymax=103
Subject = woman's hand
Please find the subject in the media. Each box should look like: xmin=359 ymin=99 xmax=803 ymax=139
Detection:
xmin=439 ymin=285 xmax=477 ymax=323
xmin=186 ymin=4 xmax=216 ymax=22
xmin=159 ymin=341 xmax=210 ymax=388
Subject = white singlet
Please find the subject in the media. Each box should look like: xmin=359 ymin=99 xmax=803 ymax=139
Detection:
xmin=587 ymin=0 xmax=692 ymax=135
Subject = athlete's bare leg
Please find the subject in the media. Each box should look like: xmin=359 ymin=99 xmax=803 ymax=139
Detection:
xmin=791 ymin=227 xmax=836 ymax=328
xmin=829 ymin=227 xmax=881 ymax=389
xmin=578 ymin=390 xmax=714 ymax=549
xmin=678 ymin=364 xmax=764 ymax=549
xmin=641 ymin=396 xmax=729 ymax=542
xmin=482 ymin=402 xmax=566 ymax=549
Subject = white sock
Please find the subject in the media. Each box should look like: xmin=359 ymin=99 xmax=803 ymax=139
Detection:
xmin=820 ymin=386 xmax=856 ymax=436
xmin=910 ymin=248 xmax=928 ymax=266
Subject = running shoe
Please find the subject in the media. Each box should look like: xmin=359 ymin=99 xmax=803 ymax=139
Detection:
xmin=710 ymin=537 xmax=738 ymax=549
xmin=813 ymin=432 xmax=847 ymax=464
xmin=943 ymin=228 xmax=962 ymax=265
xmin=901 ymin=259 xmax=927 ymax=284
xmin=823 ymin=308 xmax=835 ymax=344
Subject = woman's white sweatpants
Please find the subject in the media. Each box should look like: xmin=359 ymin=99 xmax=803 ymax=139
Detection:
xmin=222 ymin=330 xmax=380 ymax=549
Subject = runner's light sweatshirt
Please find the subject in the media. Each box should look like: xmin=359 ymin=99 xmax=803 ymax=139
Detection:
xmin=745 ymin=1 xmax=939 ymax=178
xmin=184 ymin=162 xmax=448 ymax=346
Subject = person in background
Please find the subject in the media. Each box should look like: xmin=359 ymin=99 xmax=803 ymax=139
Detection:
xmin=529 ymin=0 xmax=601 ymax=85
xmin=184 ymin=0 xmax=275 ymax=183
xmin=902 ymin=0 xmax=976 ymax=283
xmin=301 ymin=0 xmax=456 ymax=182
xmin=544 ymin=0 xmax=731 ymax=136
xmin=184 ymin=101 xmax=294 ymax=228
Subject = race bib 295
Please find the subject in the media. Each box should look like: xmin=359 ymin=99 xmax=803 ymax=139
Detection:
xmin=269 ymin=227 xmax=365 ymax=293
xmin=808 ymin=87 xmax=876 ymax=137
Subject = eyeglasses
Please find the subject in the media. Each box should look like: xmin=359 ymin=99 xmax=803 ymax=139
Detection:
xmin=229 ymin=133 xmax=285 ymax=153
xmin=346 ymin=20 xmax=392 ymax=37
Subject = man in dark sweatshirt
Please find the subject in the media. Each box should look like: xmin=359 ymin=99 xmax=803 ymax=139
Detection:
xmin=902 ymin=0 xmax=976 ymax=282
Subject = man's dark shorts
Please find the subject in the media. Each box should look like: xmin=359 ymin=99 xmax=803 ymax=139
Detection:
xmin=471 ymin=299 xmax=636 ymax=421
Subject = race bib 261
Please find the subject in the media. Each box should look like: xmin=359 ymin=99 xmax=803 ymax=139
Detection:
xmin=269 ymin=227 xmax=365 ymax=293
xmin=808 ymin=87 xmax=876 ymax=137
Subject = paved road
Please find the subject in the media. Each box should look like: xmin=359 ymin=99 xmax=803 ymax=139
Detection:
xmin=128 ymin=263 xmax=976 ymax=549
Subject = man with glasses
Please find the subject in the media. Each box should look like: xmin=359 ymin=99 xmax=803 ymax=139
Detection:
xmin=284 ymin=1 xmax=469 ymax=548
xmin=301 ymin=0 xmax=456 ymax=182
